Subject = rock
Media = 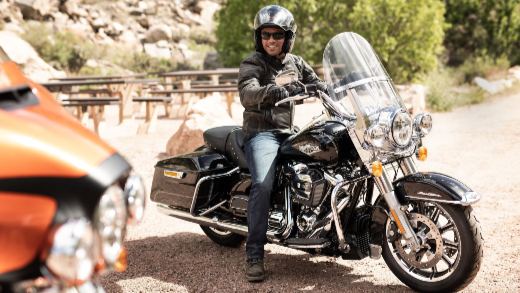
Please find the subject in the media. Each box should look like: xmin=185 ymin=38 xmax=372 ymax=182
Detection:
xmin=507 ymin=66 xmax=520 ymax=82
xmin=3 ymin=22 xmax=25 ymax=35
xmin=166 ymin=95 xmax=236 ymax=156
xmin=144 ymin=24 xmax=172 ymax=42
xmin=136 ymin=14 xmax=150 ymax=29
xmin=15 ymin=0 xmax=59 ymax=20
xmin=118 ymin=30 xmax=141 ymax=49
xmin=91 ymin=17 xmax=109 ymax=30
xmin=0 ymin=1 xmax=24 ymax=24
xmin=106 ymin=22 xmax=125 ymax=37
xmin=473 ymin=76 xmax=512 ymax=95
xmin=395 ymin=84 xmax=426 ymax=114
xmin=0 ymin=30 xmax=65 ymax=81
xmin=203 ymin=51 xmax=221 ymax=69
xmin=196 ymin=0 xmax=220 ymax=32
xmin=143 ymin=42 xmax=171 ymax=59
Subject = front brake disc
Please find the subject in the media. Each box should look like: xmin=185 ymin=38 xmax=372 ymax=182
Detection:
xmin=394 ymin=213 xmax=443 ymax=269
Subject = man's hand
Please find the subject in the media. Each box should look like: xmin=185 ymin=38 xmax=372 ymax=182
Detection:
xmin=267 ymin=85 xmax=289 ymax=103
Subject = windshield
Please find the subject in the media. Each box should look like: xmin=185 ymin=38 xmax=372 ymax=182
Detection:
xmin=322 ymin=32 xmax=406 ymax=125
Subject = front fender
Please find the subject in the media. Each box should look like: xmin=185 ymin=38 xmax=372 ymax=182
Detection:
xmin=393 ymin=172 xmax=480 ymax=206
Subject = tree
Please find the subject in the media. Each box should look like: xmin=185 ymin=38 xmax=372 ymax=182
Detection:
xmin=216 ymin=0 xmax=445 ymax=83
xmin=347 ymin=0 xmax=445 ymax=83
xmin=444 ymin=0 xmax=520 ymax=66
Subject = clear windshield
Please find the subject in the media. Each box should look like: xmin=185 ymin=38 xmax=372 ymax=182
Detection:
xmin=322 ymin=32 xmax=406 ymax=125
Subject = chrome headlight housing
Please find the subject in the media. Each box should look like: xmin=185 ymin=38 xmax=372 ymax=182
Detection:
xmin=124 ymin=172 xmax=146 ymax=224
xmin=391 ymin=111 xmax=413 ymax=147
xmin=94 ymin=185 xmax=127 ymax=267
xmin=45 ymin=219 xmax=98 ymax=284
xmin=414 ymin=113 xmax=433 ymax=137
xmin=364 ymin=124 xmax=386 ymax=148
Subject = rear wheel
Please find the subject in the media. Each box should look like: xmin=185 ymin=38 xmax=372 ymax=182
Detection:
xmin=200 ymin=225 xmax=245 ymax=248
xmin=382 ymin=201 xmax=483 ymax=292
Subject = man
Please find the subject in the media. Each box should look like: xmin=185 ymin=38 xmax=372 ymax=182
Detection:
xmin=238 ymin=4 xmax=327 ymax=282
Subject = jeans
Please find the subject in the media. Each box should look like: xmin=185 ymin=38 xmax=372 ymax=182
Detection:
xmin=244 ymin=131 xmax=286 ymax=260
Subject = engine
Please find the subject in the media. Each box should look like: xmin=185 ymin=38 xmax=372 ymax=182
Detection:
xmin=288 ymin=163 xmax=327 ymax=207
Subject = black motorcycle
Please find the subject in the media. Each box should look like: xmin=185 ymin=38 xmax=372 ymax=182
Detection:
xmin=151 ymin=32 xmax=482 ymax=292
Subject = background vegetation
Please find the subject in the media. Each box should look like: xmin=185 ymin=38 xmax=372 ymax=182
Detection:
xmin=216 ymin=0 xmax=520 ymax=111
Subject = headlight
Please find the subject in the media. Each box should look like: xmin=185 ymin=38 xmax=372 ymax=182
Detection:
xmin=94 ymin=185 xmax=127 ymax=269
xmin=124 ymin=172 xmax=146 ymax=224
xmin=414 ymin=113 xmax=433 ymax=137
xmin=45 ymin=219 xmax=98 ymax=285
xmin=364 ymin=124 xmax=386 ymax=148
xmin=391 ymin=111 xmax=413 ymax=146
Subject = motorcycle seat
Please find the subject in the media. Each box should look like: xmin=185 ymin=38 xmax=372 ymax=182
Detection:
xmin=203 ymin=126 xmax=249 ymax=170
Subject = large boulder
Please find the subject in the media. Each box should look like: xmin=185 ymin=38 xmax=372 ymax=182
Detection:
xmin=14 ymin=0 xmax=59 ymax=20
xmin=166 ymin=95 xmax=236 ymax=156
xmin=144 ymin=24 xmax=172 ymax=43
xmin=0 ymin=30 xmax=65 ymax=81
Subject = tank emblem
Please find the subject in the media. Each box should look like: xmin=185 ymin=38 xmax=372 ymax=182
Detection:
xmin=296 ymin=143 xmax=321 ymax=155
xmin=164 ymin=170 xmax=184 ymax=179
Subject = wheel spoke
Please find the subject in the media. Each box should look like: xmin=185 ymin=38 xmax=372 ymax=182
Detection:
xmin=430 ymin=206 xmax=441 ymax=223
xmin=429 ymin=265 xmax=438 ymax=279
xmin=443 ymin=239 xmax=459 ymax=251
xmin=439 ymin=222 xmax=455 ymax=234
xmin=442 ymin=253 xmax=454 ymax=270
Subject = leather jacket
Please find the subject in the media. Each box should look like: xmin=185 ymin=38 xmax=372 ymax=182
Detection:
xmin=238 ymin=52 xmax=325 ymax=140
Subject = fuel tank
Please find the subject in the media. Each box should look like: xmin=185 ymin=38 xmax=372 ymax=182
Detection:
xmin=280 ymin=120 xmax=354 ymax=166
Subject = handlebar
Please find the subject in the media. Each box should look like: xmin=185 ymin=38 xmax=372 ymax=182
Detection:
xmin=274 ymin=94 xmax=309 ymax=107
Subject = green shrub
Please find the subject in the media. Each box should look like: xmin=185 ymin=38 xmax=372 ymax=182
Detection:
xmin=347 ymin=0 xmax=445 ymax=83
xmin=458 ymin=55 xmax=510 ymax=82
xmin=216 ymin=0 xmax=445 ymax=83
xmin=424 ymin=67 xmax=488 ymax=112
xmin=444 ymin=0 xmax=520 ymax=66
xmin=22 ymin=23 xmax=95 ymax=72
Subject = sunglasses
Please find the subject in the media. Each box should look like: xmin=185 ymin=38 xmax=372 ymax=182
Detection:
xmin=260 ymin=31 xmax=285 ymax=40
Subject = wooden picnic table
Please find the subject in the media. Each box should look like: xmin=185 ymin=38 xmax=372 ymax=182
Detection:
xmin=160 ymin=68 xmax=239 ymax=89
xmin=42 ymin=78 xmax=143 ymax=124
xmin=49 ymin=73 xmax=146 ymax=81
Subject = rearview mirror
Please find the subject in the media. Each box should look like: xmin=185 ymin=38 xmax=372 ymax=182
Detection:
xmin=275 ymin=69 xmax=298 ymax=86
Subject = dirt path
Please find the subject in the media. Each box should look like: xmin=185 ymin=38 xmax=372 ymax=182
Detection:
xmin=100 ymin=91 xmax=520 ymax=292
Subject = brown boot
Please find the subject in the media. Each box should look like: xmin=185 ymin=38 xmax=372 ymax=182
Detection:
xmin=246 ymin=258 xmax=265 ymax=282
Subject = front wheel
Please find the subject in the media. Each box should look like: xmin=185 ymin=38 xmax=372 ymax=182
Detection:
xmin=382 ymin=201 xmax=483 ymax=292
xmin=200 ymin=225 xmax=246 ymax=248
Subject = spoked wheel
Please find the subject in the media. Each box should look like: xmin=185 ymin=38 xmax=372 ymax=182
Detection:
xmin=382 ymin=201 xmax=483 ymax=292
xmin=200 ymin=225 xmax=245 ymax=248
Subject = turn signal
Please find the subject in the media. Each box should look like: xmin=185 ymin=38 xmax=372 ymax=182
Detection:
xmin=114 ymin=247 xmax=128 ymax=272
xmin=416 ymin=146 xmax=428 ymax=161
xmin=371 ymin=161 xmax=383 ymax=177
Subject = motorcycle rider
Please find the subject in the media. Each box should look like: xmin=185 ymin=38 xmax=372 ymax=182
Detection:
xmin=238 ymin=5 xmax=327 ymax=282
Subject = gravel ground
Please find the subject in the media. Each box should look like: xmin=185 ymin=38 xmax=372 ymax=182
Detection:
xmin=97 ymin=92 xmax=520 ymax=292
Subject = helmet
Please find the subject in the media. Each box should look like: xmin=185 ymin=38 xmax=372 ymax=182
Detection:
xmin=253 ymin=5 xmax=297 ymax=54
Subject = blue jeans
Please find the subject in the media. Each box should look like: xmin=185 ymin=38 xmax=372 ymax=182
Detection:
xmin=244 ymin=131 xmax=286 ymax=260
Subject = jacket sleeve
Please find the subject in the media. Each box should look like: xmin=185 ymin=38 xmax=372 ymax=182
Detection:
xmin=298 ymin=56 xmax=326 ymax=88
xmin=238 ymin=57 xmax=274 ymax=109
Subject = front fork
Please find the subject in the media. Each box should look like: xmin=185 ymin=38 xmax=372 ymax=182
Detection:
xmin=375 ymin=157 xmax=420 ymax=247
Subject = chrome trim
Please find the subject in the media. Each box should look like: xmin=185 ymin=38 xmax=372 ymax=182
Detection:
xmin=190 ymin=167 xmax=239 ymax=215
xmin=199 ymin=200 xmax=228 ymax=216
xmin=334 ymin=75 xmax=389 ymax=93
xmin=281 ymin=185 xmax=294 ymax=239
xmin=287 ymin=242 xmax=330 ymax=249
xmin=375 ymin=170 xmax=420 ymax=246
xmin=158 ymin=204 xmax=278 ymax=239
xmin=398 ymin=156 xmax=417 ymax=175
xmin=406 ymin=191 xmax=481 ymax=206
xmin=331 ymin=179 xmax=350 ymax=252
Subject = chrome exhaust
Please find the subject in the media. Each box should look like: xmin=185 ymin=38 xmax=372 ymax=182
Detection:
xmin=157 ymin=204 xmax=278 ymax=238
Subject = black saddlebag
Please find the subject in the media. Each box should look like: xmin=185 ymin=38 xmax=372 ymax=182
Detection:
xmin=150 ymin=148 xmax=235 ymax=211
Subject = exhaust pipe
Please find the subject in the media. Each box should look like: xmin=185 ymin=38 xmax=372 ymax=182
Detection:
xmin=157 ymin=204 xmax=278 ymax=238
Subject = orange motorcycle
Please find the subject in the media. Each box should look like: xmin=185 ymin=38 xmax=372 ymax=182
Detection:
xmin=0 ymin=49 xmax=145 ymax=292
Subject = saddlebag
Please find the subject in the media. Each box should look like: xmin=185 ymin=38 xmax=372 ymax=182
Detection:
xmin=150 ymin=148 xmax=236 ymax=211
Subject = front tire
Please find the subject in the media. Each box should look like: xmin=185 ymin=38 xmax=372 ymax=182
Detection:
xmin=382 ymin=202 xmax=483 ymax=292
xmin=200 ymin=225 xmax=246 ymax=248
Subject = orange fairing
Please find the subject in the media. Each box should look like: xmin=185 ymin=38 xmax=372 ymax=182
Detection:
xmin=0 ymin=193 xmax=57 ymax=274
xmin=0 ymin=61 xmax=116 ymax=178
